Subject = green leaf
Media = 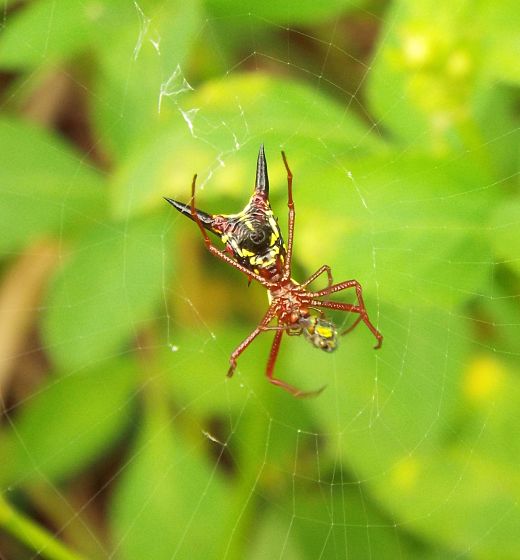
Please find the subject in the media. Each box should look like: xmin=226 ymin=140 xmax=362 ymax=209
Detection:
xmin=111 ymin=73 xmax=387 ymax=217
xmin=471 ymin=85 xmax=520 ymax=179
xmin=0 ymin=0 xmax=141 ymax=71
xmin=0 ymin=117 xmax=105 ymax=253
xmin=478 ymin=0 xmax=520 ymax=86
xmin=0 ymin=0 xmax=89 ymax=69
xmin=370 ymin=355 xmax=520 ymax=558
xmin=407 ymin=448 xmax=520 ymax=557
xmin=250 ymin=511 xmax=301 ymax=560
xmin=299 ymin=305 xmax=468 ymax=458
xmin=161 ymin=325 xmax=263 ymax=414
xmin=289 ymin=478 xmax=441 ymax=560
xmin=476 ymin=284 xmax=520 ymax=356
xmin=205 ymin=0 xmax=366 ymax=24
xmin=0 ymin=359 xmax=137 ymax=486
xmin=290 ymin=153 xmax=495 ymax=309
xmin=42 ymin=213 xmax=171 ymax=370
xmin=304 ymin=305 xmax=520 ymax=557
xmin=93 ymin=0 xmax=202 ymax=159
xmin=158 ymin=320 xmax=327 ymax=433
xmin=366 ymin=0 xmax=518 ymax=157
xmin=110 ymin=400 xmax=228 ymax=560
xmin=490 ymin=196 xmax=520 ymax=276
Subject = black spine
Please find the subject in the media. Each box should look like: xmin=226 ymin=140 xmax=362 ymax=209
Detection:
xmin=163 ymin=197 xmax=215 ymax=229
xmin=255 ymin=144 xmax=269 ymax=197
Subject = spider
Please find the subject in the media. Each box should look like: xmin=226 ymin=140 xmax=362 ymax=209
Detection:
xmin=165 ymin=145 xmax=382 ymax=397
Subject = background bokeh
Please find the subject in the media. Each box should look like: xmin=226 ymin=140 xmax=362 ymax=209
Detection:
xmin=0 ymin=0 xmax=519 ymax=558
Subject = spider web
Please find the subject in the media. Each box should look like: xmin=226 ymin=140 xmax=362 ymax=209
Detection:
xmin=0 ymin=1 xmax=519 ymax=559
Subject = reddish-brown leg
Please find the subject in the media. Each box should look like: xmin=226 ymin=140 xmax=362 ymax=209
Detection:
xmin=261 ymin=324 xmax=303 ymax=336
xmin=265 ymin=330 xmax=326 ymax=398
xmin=227 ymin=306 xmax=277 ymax=377
xmin=309 ymin=298 xmax=383 ymax=349
xmin=189 ymin=174 xmax=274 ymax=288
xmin=311 ymin=278 xmax=364 ymax=299
xmin=310 ymin=279 xmax=383 ymax=347
xmin=260 ymin=324 xmax=297 ymax=332
xmin=280 ymin=151 xmax=295 ymax=281
xmin=301 ymin=265 xmax=333 ymax=290
xmin=341 ymin=314 xmax=363 ymax=335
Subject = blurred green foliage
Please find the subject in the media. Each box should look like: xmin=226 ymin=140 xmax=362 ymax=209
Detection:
xmin=0 ymin=0 xmax=519 ymax=559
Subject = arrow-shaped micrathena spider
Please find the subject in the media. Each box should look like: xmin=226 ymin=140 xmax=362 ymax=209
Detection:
xmin=165 ymin=145 xmax=382 ymax=397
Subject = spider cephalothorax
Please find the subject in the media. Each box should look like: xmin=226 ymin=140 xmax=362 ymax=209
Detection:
xmin=165 ymin=146 xmax=382 ymax=397
xmin=165 ymin=145 xmax=286 ymax=280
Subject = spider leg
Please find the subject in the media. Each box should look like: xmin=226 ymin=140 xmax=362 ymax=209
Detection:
xmin=188 ymin=174 xmax=274 ymax=288
xmin=262 ymin=324 xmax=302 ymax=337
xmin=280 ymin=151 xmax=295 ymax=281
xmin=308 ymin=306 xmax=326 ymax=319
xmin=310 ymin=278 xmax=363 ymax=299
xmin=341 ymin=314 xmax=363 ymax=335
xmin=308 ymin=298 xmax=383 ymax=349
xmin=261 ymin=324 xmax=297 ymax=332
xmin=227 ymin=306 xmax=277 ymax=377
xmin=310 ymin=279 xmax=383 ymax=345
xmin=301 ymin=265 xmax=333 ymax=290
xmin=266 ymin=330 xmax=326 ymax=398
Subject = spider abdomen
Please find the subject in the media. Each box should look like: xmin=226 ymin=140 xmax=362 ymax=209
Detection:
xmin=225 ymin=214 xmax=285 ymax=269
